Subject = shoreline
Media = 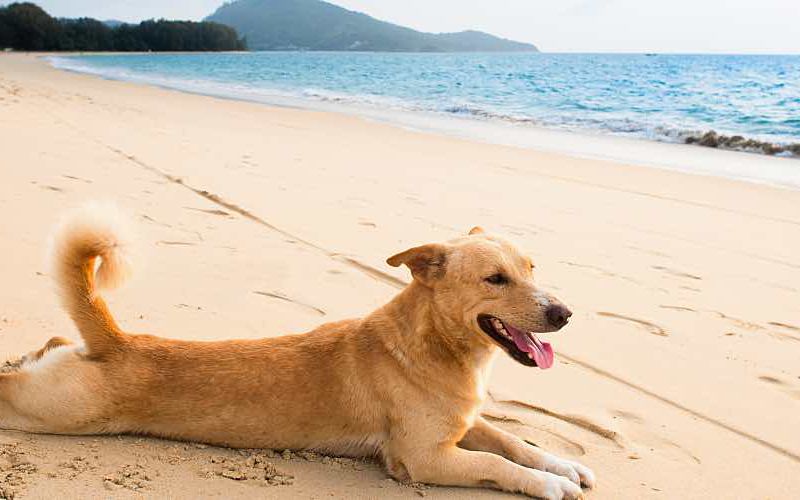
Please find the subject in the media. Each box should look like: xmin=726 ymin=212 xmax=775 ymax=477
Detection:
xmin=45 ymin=52 xmax=800 ymax=191
xmin=1 ymin=52 xmax=799 ymax=499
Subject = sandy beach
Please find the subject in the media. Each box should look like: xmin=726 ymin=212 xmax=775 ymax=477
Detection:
xmin=0 ymin=52 xmax=798 ymax=499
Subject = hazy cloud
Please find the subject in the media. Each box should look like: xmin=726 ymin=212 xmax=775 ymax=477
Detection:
xmin=565 ymin=0 xmax=622 ymax=16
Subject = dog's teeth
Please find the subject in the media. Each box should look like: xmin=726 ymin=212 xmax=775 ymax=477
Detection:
xmin=490 ymin=318 xmax=514 ymax=340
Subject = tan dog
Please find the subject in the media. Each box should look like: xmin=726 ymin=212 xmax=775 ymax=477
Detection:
xmin=0 ymin=206 xmax=594 ymax=499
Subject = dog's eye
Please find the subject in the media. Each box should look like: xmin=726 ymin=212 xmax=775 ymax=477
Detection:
xmin=485 ymin=273 xmax=509 ymax=285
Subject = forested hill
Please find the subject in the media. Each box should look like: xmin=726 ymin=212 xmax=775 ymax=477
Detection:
xmin=0 ymin=3 xmax=246 ymax=51
xmin=206 ymin=0 xmax=538 ymax=52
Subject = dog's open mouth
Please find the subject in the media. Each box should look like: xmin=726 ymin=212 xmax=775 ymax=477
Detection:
xmin=478 ymin=314 xmax=554 ymax=369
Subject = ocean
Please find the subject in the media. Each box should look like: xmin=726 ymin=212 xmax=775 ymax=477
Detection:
xmin=49 ymin=52 xmax=800 ymax=186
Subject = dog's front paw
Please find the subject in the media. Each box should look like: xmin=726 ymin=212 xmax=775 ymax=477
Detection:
xmin=546 ymin=458 xmax=595 ymax=489
xmin=569 ymin=460 xmax=595 ymax=489
xmin=540 ymin=473 xmax=585 ymax=500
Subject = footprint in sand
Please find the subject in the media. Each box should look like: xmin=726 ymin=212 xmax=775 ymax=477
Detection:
xmin=611 ymin=409 xmax=702 ymax=464
xmin=758 ymin=375 xmax=800 ymax=400
xmin=62 ymin=174 xmax=93 ymax=184
xmin=490 ymin=397 xmax=625 ymax=449
xmin=560 ymin=261 xmax=640 ymax=285
xmin=140 ymin=214 xmax=173 ymax=228
xmin=596 ymin=312 xmax=668 ymax=337
xmin=157 ymin=241 xmax=197 ymax=247
xmin=481 ymin=412 xmax=587 ymax=457
xmin=235 ymin=155 xmax=257 ymax=168
xmin=253 ymin=291 xmax=326 ymax=316
xmin=768 ymin=321 xmax=800 ymax=333
xmin=500 ymin=224 xmax=527 ymax=237
xmin=184 ymin=207 xmax=232 ymax=218
xmin=611 ymin=409 xmax=644 ymax=423
xmin=624 ymin=245 xmax=671 ymax=258
xmin=176 ymin=304 xmax=203 ymax=311
xmin=403 ymin=194 xmax=424 ymax=205
xmin=711 ymin=311 xmax=763 ymax=331
xmin=658 ymin=304 xmax=696 ymax=313
xmin=765 ymin=322 xmax=800 ymax=343
xmin=659 ymin=307 xmax=796 ymax=343
xmin=652 ymin=265 xmax=702 ymax=281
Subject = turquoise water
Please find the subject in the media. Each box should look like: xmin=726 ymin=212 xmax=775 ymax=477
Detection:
xmin=51 ymin=52 xmax=800 ymax=155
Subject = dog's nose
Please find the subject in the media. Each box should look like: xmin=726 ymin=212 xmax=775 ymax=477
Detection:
xmin=546 ymin=304 xmax=572 ymax=329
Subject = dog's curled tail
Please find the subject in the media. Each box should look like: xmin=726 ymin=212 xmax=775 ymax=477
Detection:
xmin=50 ymin=202 xmax=134 ymax=357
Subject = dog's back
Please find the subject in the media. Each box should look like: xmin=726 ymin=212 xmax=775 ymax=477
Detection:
xmin=3 ymin=205 xmax=391 ymax=451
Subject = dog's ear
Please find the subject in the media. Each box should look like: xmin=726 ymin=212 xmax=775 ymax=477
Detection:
xmin=468 ymin=226 xmax=485 ymax=235
xmin=387 ymin=243 xmax=449 ymax=287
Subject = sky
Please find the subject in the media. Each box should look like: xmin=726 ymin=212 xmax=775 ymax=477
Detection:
xmin=21 ymin=0 xmax=800 ymax=54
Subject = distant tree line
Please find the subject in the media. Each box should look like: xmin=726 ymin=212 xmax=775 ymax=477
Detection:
xmin=0 ymin=3 xmax=247 ymax=51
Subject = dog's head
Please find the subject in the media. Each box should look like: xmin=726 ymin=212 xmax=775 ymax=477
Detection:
xmin=387 ymin=227 xmax=571 ymax=369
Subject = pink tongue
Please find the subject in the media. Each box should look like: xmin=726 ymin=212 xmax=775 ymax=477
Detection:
xmin=507 ymin=324 xmax=554 ymax=369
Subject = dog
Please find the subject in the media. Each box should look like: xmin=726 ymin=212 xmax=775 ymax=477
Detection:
xmin=0 ymin=205 xmax=594 ymax=499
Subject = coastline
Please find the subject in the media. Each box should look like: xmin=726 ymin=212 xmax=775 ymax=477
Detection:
xmin=1 ymin=52 xmax=799 ymax=499
xmin=47 ymin=52 xmax=800 ymax=191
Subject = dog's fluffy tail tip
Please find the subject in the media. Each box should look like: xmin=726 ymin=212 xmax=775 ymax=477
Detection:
xmin=47 ymin=202 xmax=134 ymax=355
xmin=49 ymin=201 xmax=135 ymax=293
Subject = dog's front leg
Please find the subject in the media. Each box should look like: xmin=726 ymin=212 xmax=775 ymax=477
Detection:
xmin=459 ymin=417 xmax=595 ymax=489
xmin=391 ymin=444 xmax=584 ymax=500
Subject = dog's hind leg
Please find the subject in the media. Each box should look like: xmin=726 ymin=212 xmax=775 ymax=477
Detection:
xmin=0 ymin=346 xmax=111 ymax=435
xmin=0 ymin=372 xmax=50 ymax=432
xmin=21 ymin=336 xmax=74 ymax=364
xmin=0 ymin=206 xmax=134 ymax=435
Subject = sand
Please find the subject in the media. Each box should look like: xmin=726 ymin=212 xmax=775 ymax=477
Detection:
xmin=0 ymin=52 xmax=798 ymax=499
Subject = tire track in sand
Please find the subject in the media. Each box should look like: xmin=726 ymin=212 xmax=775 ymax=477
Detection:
xmin=558 ymin=353 xmax=800 ymax=463
xmin=101 ymin=145 xmax=406 ymax=290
